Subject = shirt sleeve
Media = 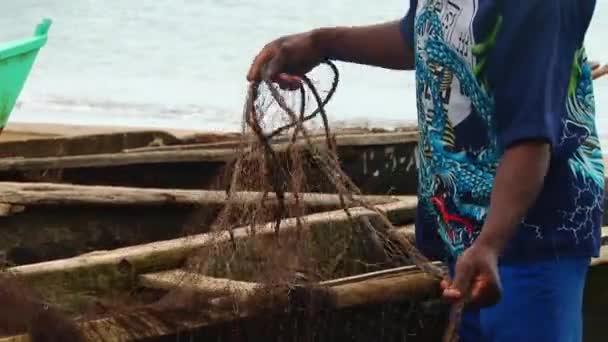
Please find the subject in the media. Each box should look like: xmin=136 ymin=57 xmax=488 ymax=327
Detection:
xmin=487 ymin=0 xmax=573 ymax=151
xmin=399 ymin=0 xmax=417 ymax=50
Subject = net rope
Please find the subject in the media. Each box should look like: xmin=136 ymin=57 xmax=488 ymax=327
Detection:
xmin=0 ymin=61 xmax=465 ymax=342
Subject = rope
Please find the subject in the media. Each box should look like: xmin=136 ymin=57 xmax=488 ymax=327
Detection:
xmin=243 ymin=60 xmax=461 ymax=341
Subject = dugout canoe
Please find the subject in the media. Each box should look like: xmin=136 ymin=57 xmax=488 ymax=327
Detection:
xmin=0 ymin=181 xmax=407 ymax=267
xmin=0 ymin=129 xmax=420 ymax=195
xmin=0 ymin=197 xmax=442 ymax=342
xmin=0 ymin=185 xmax=606 ymax=341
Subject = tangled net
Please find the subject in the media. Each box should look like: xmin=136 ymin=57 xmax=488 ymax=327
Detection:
xmin=0 ymin=61 xmax=464 ymax=341
xmin=156 ymin=60 xmax=463 ymax=341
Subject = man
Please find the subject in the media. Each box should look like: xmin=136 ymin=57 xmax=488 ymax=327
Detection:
xmin=247 ymin=1 xmax=604 ymax=341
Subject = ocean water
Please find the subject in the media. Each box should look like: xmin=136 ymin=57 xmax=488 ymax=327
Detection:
xmin=2 ymin=0 xmax=608 ymax=143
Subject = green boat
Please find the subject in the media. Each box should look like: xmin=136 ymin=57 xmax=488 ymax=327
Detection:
xmin=0 ymin=19 xmax=52 ymax=130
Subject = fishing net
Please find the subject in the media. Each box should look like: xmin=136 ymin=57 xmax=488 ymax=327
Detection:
xmin=0 ymin=61 xmax=462 ymax=342
xmin=143 ymin=60 xmax=462 ymax=341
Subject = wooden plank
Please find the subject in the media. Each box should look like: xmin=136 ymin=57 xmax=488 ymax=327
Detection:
xmin=0 ymin=203 xmax=25 ymax=216
xmin=0 ymin=132 xmax=419 ymax=172
xmin=591 ymin=245 xmax=608 ymax=267
xmin=140 ymin=270 xmax=259 ymax=299
xmin=0 ymin=265 xmax=438 ymax=342
xmin=8 ymin=199 xmax=417 ymax=286
xmin=0 ymin=308 xmax=248 ymax=342
xmin=0 ymin=130 xmax=181 ymax=158
xmin=0 ymin=182 xmax=406 ymax=208
xmin=389 ymin=225 xmax=415 ymax=243
xmin=331 ymin=269 xmax=438 ymax=309
xmin=0 ymin=149 xmax=236 ymax=171
xmin=592 ymin=227 xmax=608 ymax=266
xmin=123 ymin=132 xmax=420 ymax=154
xmin=143 ymin=266 xmax=440 ymax=309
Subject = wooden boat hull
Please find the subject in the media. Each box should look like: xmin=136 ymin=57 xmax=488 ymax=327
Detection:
xmin=0 ymin=193 xmax=426 ymax=341
xmin=0 ymin=131 xmax=420 ymax=195
xmin=0 ymin=182 xmax=405 ymax=268
xmin=0 ymin=182 xmax=605 ymax=341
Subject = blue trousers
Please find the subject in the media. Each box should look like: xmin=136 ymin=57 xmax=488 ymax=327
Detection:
xmin=452 ymin=256 xmax=590 ymax=342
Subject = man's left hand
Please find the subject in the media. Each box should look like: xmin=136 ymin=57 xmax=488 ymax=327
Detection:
xmin=441 ymin=243 xmax=503 ymax=308
xmin=590 ymin=61 xmax=608 ymax=80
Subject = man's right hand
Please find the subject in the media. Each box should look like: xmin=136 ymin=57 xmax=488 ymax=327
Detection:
xmin=246 ymin=20 xmax=415 ymax=89
xmin=246 ymin=30 xmax=327 ymax=90
xmin=590 ymin=61 xmax=608 ymax=80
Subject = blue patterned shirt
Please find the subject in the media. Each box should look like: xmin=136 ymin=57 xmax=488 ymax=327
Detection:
xmin=400 ymin=0 xmax=604 ymax=262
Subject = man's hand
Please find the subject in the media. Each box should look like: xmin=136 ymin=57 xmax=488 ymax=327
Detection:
xmin=247 ymin=31 xmax=326 ymax=89
xmin=246 ymin=21 xmax=414 ymax=89
xmin=590 ymin=61 xmax=608 ymax=80
xmin=441 ymin=243 xmax=502 ymax=308
xmin=442 ymin=141 xmax=550 ymax=308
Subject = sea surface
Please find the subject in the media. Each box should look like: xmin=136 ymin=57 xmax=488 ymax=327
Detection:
xmin=2 ymin=0 xmax=608 ymax=147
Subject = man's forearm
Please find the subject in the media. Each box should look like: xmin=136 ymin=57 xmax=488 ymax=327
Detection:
xmin=475 ymin=141 xmax=551 ymax=255
xmin=311 ymin=21 xmax=414 ymax=70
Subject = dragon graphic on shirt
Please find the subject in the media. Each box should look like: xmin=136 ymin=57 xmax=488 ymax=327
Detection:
xmin=413 ymin=0 xmax=603 ymax=257
xmin=556 ymin=49 xmax=605 ymax=243
xmin=414 ymin=0 xmax=498 ymax=256
xmin=564 ymin=49 xmax=604 ymax=188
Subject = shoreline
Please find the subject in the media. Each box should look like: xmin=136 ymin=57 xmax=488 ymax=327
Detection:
xmin=0 ymin=121 xmax=418 ymax=142
xmin=0 ymin=122 xmax=205 ymax=142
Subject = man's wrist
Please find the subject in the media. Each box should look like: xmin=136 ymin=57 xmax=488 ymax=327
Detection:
xmin=310 ymin=27 xmax=342 ymax=61
xmin=474 ymin=228 xmax=509 ymax=257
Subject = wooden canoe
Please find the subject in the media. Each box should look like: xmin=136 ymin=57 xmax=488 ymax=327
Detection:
xmin=0 ymin=185 xmax=606 ymax=341
xmin=0 ymin=182 xmax=406 ymax=267
xmin=0 ymin=198 xmax=435 ymax=342
xmin=0 ymin=129 xmax=420 ymax=195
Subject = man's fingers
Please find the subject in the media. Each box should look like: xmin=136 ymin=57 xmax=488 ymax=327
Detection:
xmin=451 ymin=259 xmax=474 ymax=295
xmin=589 ymin=61 xmax=600 ymax=70
xmin=275 ymin=74 xmax=303 ymax=91
xmin=442 ymin=288 xmax=463 ymax=301
xmin=440 ymin=279 xmax=451 ymax=291
xmin=442 ymin=259 xmax=473 ymax=302
xmin=262 ymin=51 xmax=289 ymax=82
xmin=592 ymin=65 xmax=608 ymax=80
xmin=469 ymin=277 xmax=501 ymax=307
xmin=247 ymin=48 xmax=275 ymax=82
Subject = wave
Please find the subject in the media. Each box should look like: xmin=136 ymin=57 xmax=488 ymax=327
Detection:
xmin=15 ymin=96 xmax=232 ymax=120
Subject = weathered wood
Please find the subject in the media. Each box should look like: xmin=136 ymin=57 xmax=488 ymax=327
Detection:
xmin=0 ymin=182 xmax=409 ymax=267
xmin=140 ymin=270 xmax=259 ymax=298
xmin=146 ymin=265 xmax=441 ymax=310
xmin=0 ymin=265 xmax=439 ymax=342
xmin=0 ymin=138 xmax=333 ymax=172
xmin=0 ymin=203 xmax=25 ymax=216
xmin=0 ymin=131 xmax=419 ymax=195
xmin=0 ymin=132 xmax=418 ymax=172
xmin=123 ymin=132 xmax=420 ymax=154
xmin=0 ymin=182 xmax=405 ymax=208
xmin=591 ymin=245 xmax=608 ymax=267
xmin=129 ymin=268 xmax=438 ymax=339
xmin=0 ymin=131 xmax=181 ymax=159
xmin=140 ymin=261 xmax=443 ymax=296
xmin=8 ymin=200 xmax=417 ymax=290
xmin=330 ymin=269 xmax=439 ymax=308
xmin=0 ymin=204 xmax=208 ymax=266
xmin=0 ymin=308 xmax=250 ymax=342
xmin=590 ymin=229 xmax=608 ymax=267
xmin=389 ymin=225 xmax=415 ymax=243
xmin=0 ymin=149 xmax=236 ymax=171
